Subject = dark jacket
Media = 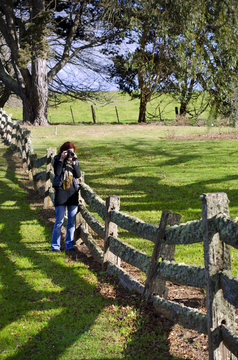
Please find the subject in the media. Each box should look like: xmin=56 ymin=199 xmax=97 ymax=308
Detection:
xmin=53 ymin=155 xmax=81 ymax=206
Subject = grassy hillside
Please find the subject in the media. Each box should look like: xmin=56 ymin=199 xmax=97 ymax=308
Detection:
xmin=5 ymin=91 xmax=211 ymax=124
xmin=29 ymin=124 xmax=238 ymax=276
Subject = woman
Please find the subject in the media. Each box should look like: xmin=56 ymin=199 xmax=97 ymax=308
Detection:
xmin=51 ymin=141 xmax=81 ymax=253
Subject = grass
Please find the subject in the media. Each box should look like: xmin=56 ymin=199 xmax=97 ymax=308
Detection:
xmin=0 ymin=144 xmax=182 ymax=359
xmin=27 ymin=124 xmax=238 ymax=277
xmin=5 ymin=91 xmax=212 ymax=124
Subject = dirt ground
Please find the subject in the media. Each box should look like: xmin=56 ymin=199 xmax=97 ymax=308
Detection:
xmin=7 ymin=139 xmax=236 ymax=359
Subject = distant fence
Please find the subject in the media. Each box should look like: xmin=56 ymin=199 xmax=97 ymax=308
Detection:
xmin=1 ymin=109 xmax=238 ymax=360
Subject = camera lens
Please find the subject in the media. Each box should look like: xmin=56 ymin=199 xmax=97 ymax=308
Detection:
xmin=67 ymin=150 xmax=74 ymax=158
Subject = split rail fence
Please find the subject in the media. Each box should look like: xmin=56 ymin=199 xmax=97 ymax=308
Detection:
xmin=1 ymin=109 xmax=238 ymax=360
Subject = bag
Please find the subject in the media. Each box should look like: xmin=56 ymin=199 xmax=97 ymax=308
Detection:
xmin=73 ymin=178 xmax=80 ymax=191
xmin=52 ymin=174 xmax=63 ymax=188
xmin=52 ymin=173 xmax=80 ymax=191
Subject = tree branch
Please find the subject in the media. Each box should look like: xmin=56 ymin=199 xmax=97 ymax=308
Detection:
xmin=47 ymin=2 xmax=87 ymax=81
xmin=0 ymin=59 xmax=19 ymax=95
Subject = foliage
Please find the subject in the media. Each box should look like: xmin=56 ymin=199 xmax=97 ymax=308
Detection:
xmin=0 ymin=0 xmax=121 ymax=125
xmin=108 ymin=0 xmax=238 ymax=122
xmin=109 ymin=0 xmax=178 ymax=122
xmin=185 ymin=0 xmax=238 ymax=120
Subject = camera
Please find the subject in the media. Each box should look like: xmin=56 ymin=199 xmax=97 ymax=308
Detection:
xmin=67 ymin=150 xmax=75 ymax=158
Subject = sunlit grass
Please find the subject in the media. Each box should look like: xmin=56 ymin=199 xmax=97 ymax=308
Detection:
xmin=28 ymin=124 xmax=238 ymax=276
xmin=1 ymin=144 xmax=180 ymax=359
xmin=5 ymin=91 xmax=211 ymax=124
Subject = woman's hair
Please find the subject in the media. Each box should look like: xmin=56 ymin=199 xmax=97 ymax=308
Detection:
xmin=59 ymin=141 xmax=76 ymax=154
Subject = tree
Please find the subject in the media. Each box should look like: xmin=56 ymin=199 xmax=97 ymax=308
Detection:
xmin=194 ymin=0 xmax=238 ymax=121
xmin=166 ymin=35 xmax=208 ymax=119
xmin=0 ymin=35 xmax=14 ymax=107
xmin=0 ymin=0 xmax=118 ymax=125
xmin=109 ymin=0 xmax=238 ymax=123
xmin=110 ymin=0 xmax=175 ymax=123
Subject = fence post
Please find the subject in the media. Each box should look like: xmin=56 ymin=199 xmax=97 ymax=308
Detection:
xmin=6 ymin=114 xmax=12 ymax=145
xmin=11 ymin=120 xmax=17 ymax=150
xmin=201 ymin=192 xmax=236 ymax=360
xmin=0 ymin=108 xmax=3 ymax=136
xmin=24 ymin=130 xmax=34 ymax=179
xmin=16 ymin=123 xmax=22 ymax=156
xmin=22 ymin=130 xmax=31 ymax=172
xmin=115 ymin=106 xmax=120 ymax=123
xmin=91 ymin=105 xmax=97 ymax=124
xmin=144 ymin=210 xmax=180 ymax=300
xmin=30 ymin=154 xmax=38 ymax=191
xmin=44 ymin=148 xmax=56 ymax=209
xmin=76 ymin=172 xmax=89 ymax=239
xmin=2 ymin=111 xmax=7 ymax=142
xmin=147 ymin=211 xmax=181 ymax=299
xmin=144 ymin=210 xmax=170 ymax=299
xmin=103 ymin=196 xmax=120 ymax=269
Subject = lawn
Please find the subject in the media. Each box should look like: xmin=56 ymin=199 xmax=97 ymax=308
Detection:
xmin=5 ymin=91 xmax=212 ymax=124
xmin=0 ymin=143 xmax=182 ymax=360
xmin=29 ymin=124 xmax=238 ymax=276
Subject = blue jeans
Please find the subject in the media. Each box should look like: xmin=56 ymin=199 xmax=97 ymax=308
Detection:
xmin=51 ymin=205 xmax=78 ymax=251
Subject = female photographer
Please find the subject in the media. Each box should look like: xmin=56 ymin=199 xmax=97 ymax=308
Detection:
xmin=51 ymin=141 xmax=81 ymax=254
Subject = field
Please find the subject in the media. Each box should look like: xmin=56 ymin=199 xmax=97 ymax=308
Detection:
xmin=29 ymin=123 xmax=238 ymax=276
xmin=2 ymin=143 xmax=182 ymax=360
xmin=1 ymin=105 xmax=238 ymax=359
xmin=5 ymin=91 xmax=212 ymax=124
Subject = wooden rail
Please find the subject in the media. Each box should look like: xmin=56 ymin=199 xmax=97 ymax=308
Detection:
xmin=1 ymin=109 xmax=238 ymax=360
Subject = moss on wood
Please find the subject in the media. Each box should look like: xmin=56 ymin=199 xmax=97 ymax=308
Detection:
xmin=32 ymin=155 xmax=47 ymax=169
xmin=157 ymin=261 xmax=206 ymax=288
xmin=78 ymin=204 xmax=105 ymax=239
xmin=152 ymin=294 xmax=208 ymax=334
xmin=79 ymin=183 xmax=204 ymax=245
xmin=221 ymin=271 xmax=238 ymax=308
xmin=80 ymin=182 xmax=106 ymax=220
xmin=221 ymin=325 xmax=238 ymax=358
xmin=109 ymin=236 xmax=151 ymax=273
xmin=107 ymin=263 xmax=145 ymax=294
xmin=79 ymin=227 xmax=104 ymax=264
xmin=213 ymin=214 xmax=238 ymax=249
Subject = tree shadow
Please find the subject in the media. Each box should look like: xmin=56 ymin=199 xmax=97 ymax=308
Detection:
xmin=82 ymin=139 xmax=238 ymax=220
xmin=0 ymin=149 xmax=113 ymax=359
xmin=0 ymin=145 xmax=184 ymax=360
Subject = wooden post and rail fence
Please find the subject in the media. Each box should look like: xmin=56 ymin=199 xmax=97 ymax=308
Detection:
xmin=1 ymin=109 xmax=238 ymax=360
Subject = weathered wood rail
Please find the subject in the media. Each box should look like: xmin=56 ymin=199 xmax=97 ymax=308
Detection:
xmin=1 ymin=109 xmax=238 ymax=360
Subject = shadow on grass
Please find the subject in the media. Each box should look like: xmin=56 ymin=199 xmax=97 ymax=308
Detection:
xmin=0 ymin=145 xmax=182 ymax=360
xmin=82 ymin=139 xmax=238 ymax=219
xmin=0 ymin=148 xmax=111 ymax=359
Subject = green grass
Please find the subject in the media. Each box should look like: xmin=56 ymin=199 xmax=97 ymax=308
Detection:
xmin=5 ymin=91 xmax=212 ymax=124
xmin=27 ymin=124 xmax=238 ymax=277
xmin=0 ymin=144 xmax=182 ymax=360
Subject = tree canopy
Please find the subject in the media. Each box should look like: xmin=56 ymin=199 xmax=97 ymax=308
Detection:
xmin=0 ymin=0 xmax=237 ymax=124
xmin=109 ymin=0 xmax=238 ymax=122
xmin=0 ymin=0 xmax=119 ymax=125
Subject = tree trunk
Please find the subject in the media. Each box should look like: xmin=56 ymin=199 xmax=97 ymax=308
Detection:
xmin=138 ymin=91 xmax=147 ymax=123
xmin=180 ymin=101 xmax=188 ymax=116
xmin=21 ymin=0 xmax=48 ymax=126
xmin=179 ymin=79 xmax=195 ymax=116
xmin=22 ymin=58 xmax=48 ymax=125
xmin=0 ymin=86 xmax=11 ymax=108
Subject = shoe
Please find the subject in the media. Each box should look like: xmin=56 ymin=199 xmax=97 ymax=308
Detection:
xmin=51 ymin=249 xmax=60 ymax=252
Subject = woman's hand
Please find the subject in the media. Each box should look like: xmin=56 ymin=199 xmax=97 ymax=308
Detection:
xmin=60 ymin=150 xmax=68 ymax=162
xmin=72 ymin=153 xmax=77 ymax=165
